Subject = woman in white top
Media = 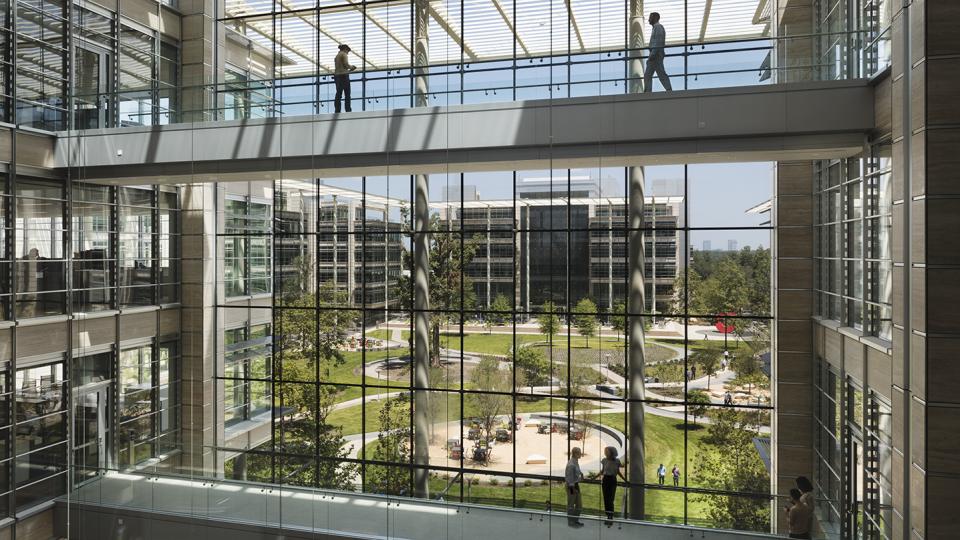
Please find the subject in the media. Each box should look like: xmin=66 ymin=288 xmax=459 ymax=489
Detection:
xmin=600 ymin=446 xmax=628 ymax=524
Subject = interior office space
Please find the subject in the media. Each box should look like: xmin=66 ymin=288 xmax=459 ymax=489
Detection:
xmin=0 ymin=1 xmax=955 ymax=539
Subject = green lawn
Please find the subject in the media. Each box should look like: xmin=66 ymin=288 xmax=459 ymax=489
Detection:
xmin=368 ymin=329 xmax=630 ymax=356
xmin=418 ymin=412 xmax=711 ymax=525
xmin=342 ymin=405 xmax=754 ymax=527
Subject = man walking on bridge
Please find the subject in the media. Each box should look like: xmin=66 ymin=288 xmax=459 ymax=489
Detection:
xmin=644 ymin=12 xmax=673 ymax=92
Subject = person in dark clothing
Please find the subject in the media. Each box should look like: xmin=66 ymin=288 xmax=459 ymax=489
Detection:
xmin=600 ymin=446 xmax=628 ymax=525
xmin=785 ymin=488 xmax=812 ymax=539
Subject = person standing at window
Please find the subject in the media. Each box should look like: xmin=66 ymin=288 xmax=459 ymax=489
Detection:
xmin=334 ymin=44 xmax=357 ymax=113
xmin=565 ymin=447 xmax=585 ymax=527
xmin=785 ymin=488 xmax=813 ymax=539
xmin=796 ymin=476 xmax=816 ymax=531
xmin=643 ymin=12 xmax=673 ymax=92
xmin=600 ymin=446 xmax=627 ymax=524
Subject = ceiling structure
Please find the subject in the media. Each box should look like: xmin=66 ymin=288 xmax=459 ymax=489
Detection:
xmin=222 ymin=0 xmax=771 ymax=77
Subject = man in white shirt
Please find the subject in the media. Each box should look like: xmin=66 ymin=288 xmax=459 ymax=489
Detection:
xmin=334 ymin=44 xmax=358 ymax=113
xmin=565 ymin=446 xmax=585 ymax=527
xmin=643 ymin=12 xmax=673 ymax=92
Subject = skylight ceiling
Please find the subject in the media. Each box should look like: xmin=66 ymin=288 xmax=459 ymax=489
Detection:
xmin=223 ymin=0 xmax=770 ymax=77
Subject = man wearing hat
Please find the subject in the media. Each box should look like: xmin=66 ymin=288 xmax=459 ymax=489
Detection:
xmin=334 ymin=44 xmax=357 ymax=113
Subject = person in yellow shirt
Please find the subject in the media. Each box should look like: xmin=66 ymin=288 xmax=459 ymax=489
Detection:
xmin=334 ymin=44 xmax=357 ymax=113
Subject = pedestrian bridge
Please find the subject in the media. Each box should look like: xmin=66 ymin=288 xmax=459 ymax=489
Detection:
xmin=55 ymin=79 xmax=874 ymax=184
xmin=58 ymin=471 xmax=782 ymax=540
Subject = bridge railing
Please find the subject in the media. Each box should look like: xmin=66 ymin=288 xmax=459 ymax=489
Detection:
xmin=66 ymin=470 xmax=793 ymax=540
xmin=93 ymin=29 xmax=881 ymax=129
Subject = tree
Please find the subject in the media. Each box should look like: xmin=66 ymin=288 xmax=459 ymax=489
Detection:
xmin=395 ymin=207 xmax=482 ymax=366
xmin=485 ymin=293 xmax=512 ymax=334
xmin=677 ymin=247 xmax=772 ymax=318
xmin=273 ymin=276 xmax=359 ymax=491
xmin=572 ymin=298 xmax=598 ymax=347
xmin=693 ymin=411 xmax=771 ymax=532
xmin=515 ymin=345 xmax=550 ymax=391
xmin=687 ymin=389 xmax=711 ymax=425
xmin=367 ymin=395 xmax=412 ymax=495
xmin=558 ymin=359 xmax=603 ymax=451
xmin=538 ymin=301 xmax=561 ymax=344
xmin=691 ymin=348 xmax=721 ymax=391
xmin=731 ymin=353 xmax=768 ymax=397
xmin=609 ymin=301 xmax=627 ymax=340
xmin=426 ymin=367 xmax=449 ymax=443
xmin=467 ymin=357 xmax=512 ymax=446
xmin=670 ymin=268 xmax=703 ymax=314
xmin=276 ymin=282 xmax=358 ymax=380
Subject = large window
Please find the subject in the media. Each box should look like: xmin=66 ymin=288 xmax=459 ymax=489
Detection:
xmin=223 ymin=323 xmax=273 ymax=427
xmin=218 ymin=166 xmax=774 ymax=533
xmin=73 ymin=184 xmax=114 ymax=312
xmin=224 ymin=198 xmax=272 ymax=298
xmin=814 ymin=144 xmax=892 ymax=341
xmin=116 ymin=186 xmax=181 ymax=307
xmin=5 ymin=3 xmax=179 ymax=129
xmin=14 ymin=362 xmax=67 ymax=510
xmin=15 ymin=180 xmax=67 ymax=318
xmin=813 ymin=359 xmax=842 ymax=537
xmin=118 ymin=342 xmax=179 ymax=467
xmin=0 ymin=368 xmax=10 ymax=518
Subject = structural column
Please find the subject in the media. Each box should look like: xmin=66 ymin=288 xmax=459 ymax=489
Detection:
xmin=180 ymin=182 xmax=220 ymax=476
xmin=626 ymin=0 xmax=646 ymax=519
xmin=890 ymin=3 xmax=960 ymax=539
xmin=769 ymin=4 xmax=816 ymax=530
xmin=772 ymin=161 xmax=815 ymax=533
xmin=411 ymin=0 xmax=431 ymax=499
xmin=180 ymin=0 xmax=224 ymax=121
xmin=627 ymin=167 xmax=646 ymax=519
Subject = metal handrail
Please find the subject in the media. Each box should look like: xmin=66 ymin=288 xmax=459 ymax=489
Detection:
xmin=72 ymin=29 xmax=883 ymax=129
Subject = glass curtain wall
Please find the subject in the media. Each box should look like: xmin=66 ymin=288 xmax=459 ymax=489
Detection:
xmin=216 ymin=163 xmax=774 ymax=533
xmin=2 ymin=1 xmax=179 ymax=130
xmin=0 ymin=179 xmax=181 ymax=515
xmin=216 ymin=0 xmax=784 ymax=118
xmin=814 ymin=144 xmax=892 ymax=342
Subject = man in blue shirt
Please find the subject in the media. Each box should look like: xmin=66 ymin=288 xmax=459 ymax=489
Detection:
xmin=644 ymin=12 xmax=673 ymax=92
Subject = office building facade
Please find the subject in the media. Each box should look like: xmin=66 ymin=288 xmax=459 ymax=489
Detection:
xmin=0 ymin=1 xmax=951 ymax=540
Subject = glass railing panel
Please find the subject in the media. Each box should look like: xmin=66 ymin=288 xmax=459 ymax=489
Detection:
xmin=460 ymin=504 xmax=552 ymax=540
xmin=65 ymin=472 xmax=788 ymax=539
xmin=93 ymin=30 xmax=870 ymax=130
xmin=150 ymin=475 xmax=208 ymax=517
xmin=96 ymin=471 xmax=156 ymax=509
xmin=203 ymin=480 xmax=272 ymax=525
xmin=325 ymin=488 xmax=390 ymax=538
xmin=275 ymin=487 xmax=326 ymax=532
xmin=388 ymin=497 xmax=462 ymax=540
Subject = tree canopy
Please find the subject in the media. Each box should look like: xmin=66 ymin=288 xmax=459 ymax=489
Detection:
xmin=538 ymin=301 xmax=562 ymax=343
xmin=609 ymin=301 xmax=627 ymax=339
xmin=672 ymin=247 xmax=770 ymax=317
xmin=367 ymin=395 xmax=412 ymax=495
xmin=572 ymin=297 xmax=599 ymax=346
xmin=468 ymin=357 xmax=512 ymax=444
xmin=515 ymin=345 xmax=550 ymax=389
xmin=693 ymin=409 xmax=771 ymax=532
xmin=485 ymin=293 xmax=512 ymax=333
